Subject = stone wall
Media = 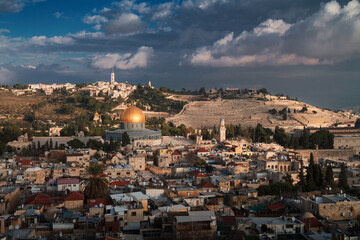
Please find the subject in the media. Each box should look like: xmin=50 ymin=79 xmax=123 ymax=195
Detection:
xmin=318 ymin=201 xmax=360 ymax=221
xmin=295 ymin=149 xmax=356 ymax=163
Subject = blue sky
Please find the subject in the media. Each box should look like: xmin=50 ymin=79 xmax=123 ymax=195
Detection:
xmin=0 ymin=0 xmax=360 ymax=109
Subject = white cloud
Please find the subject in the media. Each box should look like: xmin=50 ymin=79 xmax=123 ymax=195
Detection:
xmin=28 ymin=35 xmax=74 ymax=45
xmin=152 ymin=2 xmax=174 ymax=20
xmin=83 ymin=14 xmax=108 ymax=25
xmin=83 ymin=14 xmax=108 ymax=30
xmin=112 ymin=0 xmax=150 ymax=14
xmin=20 ymin=64 xmax=36 ymax=69
xmin=70 ymin=31 xmax=104 ymax=39
xmin=91 ymin=46 xmax=154 ymax=69
xmin=253 ymin=19 xmax=292 ymax=37
xmin=182 ymin=0 xmax=228 ymax=9
xmin=102 ymin=13 xmax=146 ymax=34
xmin=0 ymin=28 xmax=10 ymax=34
xmin=53 ymin=12 xmax=64 ymax=19
xmin=190 ymin=48 xmax=320 ymax=67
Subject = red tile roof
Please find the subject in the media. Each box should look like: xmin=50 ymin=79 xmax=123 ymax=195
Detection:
xmin=200 ymin=182 xmax=216 ymax=188
xmin=58 ymin=179 xmax=80 ymax=185
xmin=190 ymin=170 xmax=201 ymax=176
xmin=267 ymin=202 xmax=285 ymax=211
xmin=19 ymin=159 xmax=32 ymax=166
xmin=196 ymin=172 xmax=208 ymax=178
xmin=25 ymin=193 xmax=51 ymax=205
xmin=110 ymin=180 xmax=130 ymax=187
xmin=197 ymin=148 xmax=209 ymax=153
xmin=172 ymin=151 xmax=181 ymax=156
xmin=65 ymin=192 xmax=84 ymax=201
xmin=300 ymin=218 xmax=323 ymax=229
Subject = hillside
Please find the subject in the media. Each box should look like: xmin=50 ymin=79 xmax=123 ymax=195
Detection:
xmin=166 ymin=98 xmax=357 ymax=130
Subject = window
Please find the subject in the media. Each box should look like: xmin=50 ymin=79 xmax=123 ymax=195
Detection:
xmin=131 ymin=212 xmax=136 ymax=216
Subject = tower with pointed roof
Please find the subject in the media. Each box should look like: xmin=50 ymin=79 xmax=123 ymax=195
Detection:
xmin=219 ymin=118 xmax=226 ymax=143
xmin=111 ymin=68 xmax=115 ymax=85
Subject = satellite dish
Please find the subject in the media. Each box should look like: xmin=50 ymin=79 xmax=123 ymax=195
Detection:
xmin=9 ymin=225 xmax=13 ymax=230
xmin=15 ymin=225 xmax=20 ymax=230
xmin=99 ymin=203 xmax=104 ymax=208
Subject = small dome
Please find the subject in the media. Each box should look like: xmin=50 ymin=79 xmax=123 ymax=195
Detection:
xmin=123 ymin=164 xmax=133 ymax=169
xmin=114 ymin=164 xmax=123 ymax=169
xmin=120 ymin=106 xmax=145 ymax=123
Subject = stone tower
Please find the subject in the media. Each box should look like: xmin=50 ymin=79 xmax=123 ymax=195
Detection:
xmin=111 ymin=68 xmax=115 ymax=85
xmin=219 ymin=118 xmax=226 ymax=143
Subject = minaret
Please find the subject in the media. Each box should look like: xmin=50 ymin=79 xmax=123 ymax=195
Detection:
xmin=111 ymin=68 xmax=115 ymax=85
xmin=219 ymin=118 xmax=226 ymax=143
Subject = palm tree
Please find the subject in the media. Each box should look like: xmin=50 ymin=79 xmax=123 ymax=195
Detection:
xmin=83 ymin=163 xmax=109 ymax=199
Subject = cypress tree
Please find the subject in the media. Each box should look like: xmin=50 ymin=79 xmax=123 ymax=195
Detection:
xmin=338 ymin=163 xmax=348 ymax=190
xmin=121 ymin=132 xmax=131 ymax=147
xmin=325 ymin=165 xmax=334 ymax=187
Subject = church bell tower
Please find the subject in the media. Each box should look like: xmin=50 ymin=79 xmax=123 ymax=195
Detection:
xmin=219 ymin=118 xmax=226 ymax=143
xmin=111 ymin=68 xmax=115 ymax=85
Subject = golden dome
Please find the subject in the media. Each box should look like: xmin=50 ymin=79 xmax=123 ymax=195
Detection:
xmin=120 ymin=106 xmax=145 ymax=123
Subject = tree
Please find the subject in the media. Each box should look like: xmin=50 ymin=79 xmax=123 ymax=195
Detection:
xmin=283 ymin=173 xmax=294 ymax=185
xmin=67 ymin=138 xmax=85 ymax=149
xmin=86 ymin=139 xmax=104 ymax=150
xmin=82 ymin=164 xmax=109 ymax=199
xmin=325 ymin=165 xmax=334 ymax=187
xmin=310 ymin=129 xmax=334 ymax=149
xmin=268 ymin=109 xmax=277 ymax=115
xmin=282 ymin=112 xmax=287 ymax=120
xmin=305 ymin=153 xmax=317 ymax=191
xmin=259 ymin=88 xmax=268 ymax=94
xmin=300 ymin=106 xmax=308 ymax=112
xmin=274 ymin=126 xmax=289 ymax=147
xmin=121 ymin=132 xmax=131 ymax=146
xmin=298 ymin=161 xmax=306 ymax=187
xmin=338 ymin=163 xmax=348 ymax=190
xmin=300 ymin=128 xmax=310 ymax=149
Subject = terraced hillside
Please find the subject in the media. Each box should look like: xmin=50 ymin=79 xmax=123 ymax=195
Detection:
xmin=166 ymin=98 xmax=356 ymax=130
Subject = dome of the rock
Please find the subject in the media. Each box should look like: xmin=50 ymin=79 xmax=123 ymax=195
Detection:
xmin=120 ymin=106 xmax=146 ymax=123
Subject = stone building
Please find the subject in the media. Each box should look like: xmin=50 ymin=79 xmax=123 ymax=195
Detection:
xmin=128 ymin=156 xmax=145 ymax=171
xmin=301 ymin=194 xmax=360 ymax=221
xmin=66 ymin=153 xmax=90 ymax=167
xmin=24 ymin=167 xmax=47 ymax=184
xmin=105 ymin=164 xmax=136 ymax=179
xmin=64 ymin=192 xmax=84 ymax=210
xmin=0 ymin=186 xmax=21 ymax=215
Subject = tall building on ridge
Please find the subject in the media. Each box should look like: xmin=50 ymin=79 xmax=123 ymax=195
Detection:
xmin=111 ymin=68 xmax=115 ymax=85
xmin=219 ymin=118 xmax=226 ymax=143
